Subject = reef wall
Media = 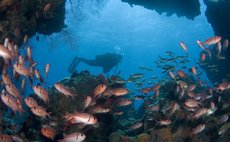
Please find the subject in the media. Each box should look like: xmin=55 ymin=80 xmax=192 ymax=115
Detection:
xmin=121 ymin=0 xmax=201 ymax=20
xmin=0 ymin=0 xmax=66 ymax=45
xmin=202 ymin=0 xmax=230 ymax=83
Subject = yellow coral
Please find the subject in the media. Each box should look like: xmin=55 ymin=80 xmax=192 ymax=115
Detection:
xmin=159 ymin=128 xmax=173 ymax=142
xmin=151 ymin=128 xmax=173 ymax=142
xmin=138 ymin=133 xmax=150 ymax=142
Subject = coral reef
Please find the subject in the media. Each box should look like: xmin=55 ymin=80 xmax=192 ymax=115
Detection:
xmin=0 ymin=59 xmax=230 ymax=141
xmin=0 ymin=0 xmax=66 ymax=45
xmin=137 ymin=133 xmax=150 ymax=142
xmin=16 ymin=71 xmax=124 ymax=141
xmin=150 ymin=128 xmax=173 ymax=142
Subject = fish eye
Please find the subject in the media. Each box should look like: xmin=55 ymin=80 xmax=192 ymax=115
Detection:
xmin=81 ymin=134 xmax=83 ymax=137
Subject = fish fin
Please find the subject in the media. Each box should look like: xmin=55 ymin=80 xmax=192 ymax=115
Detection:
xmin=68 ymin=56 xmax=80 ymax=73
xmin=45 ymin=72 xmax=48 ymax=78
xmin=63 ymin=112 xmax=72 ymax=120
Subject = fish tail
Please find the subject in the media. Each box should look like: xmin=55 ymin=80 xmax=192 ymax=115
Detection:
xmin=68 ymin=56 xmax=80 ymax=73
xmin=63 ymin=112 xmax=71 ymax=120
xmin=45 ymin=72 xmax=48 ymax=78
xmin=186 ymin=52 xmax=189 ymax=57
xmin=70 ymin=94 xmax=77 ymax=100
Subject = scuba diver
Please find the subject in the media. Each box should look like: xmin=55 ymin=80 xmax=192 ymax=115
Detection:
xmin=68 ymin=53 xmax=123 ymax=74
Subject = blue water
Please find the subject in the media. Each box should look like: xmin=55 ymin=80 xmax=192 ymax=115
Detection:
xmin=28 ymin=0 xmax=213 ymax=109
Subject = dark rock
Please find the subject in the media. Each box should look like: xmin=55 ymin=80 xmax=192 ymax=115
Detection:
xmin=201 ymin=0 xmax=230 ymax=83
xmin=121 ymin=0 xmax=201 ymax=20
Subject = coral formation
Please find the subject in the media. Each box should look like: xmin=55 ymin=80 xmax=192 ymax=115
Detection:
xmin=0 ymin=0 xmax=66 ymax=46
xmin=150 ymin=128 xmax=173 ymax=142
xmin=137 ymin=133 xmax=150 ymax=142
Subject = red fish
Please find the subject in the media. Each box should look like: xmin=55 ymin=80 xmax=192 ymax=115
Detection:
xmin=35 ymin=69 xmax=45 ymax=83
xmin=89 ymin=105 xmax=110 ymax=114
xmin=192 ymin=108 xmax=208 ymax=119
xmin=157 ymin=119 xmax=172 ymax=126
xmin=93 ymin=84 xmax=107 ymax=98
xmin=168 ymin=71 xmax=176 ymax=80
xmin=0 ymin=44 xmax=13 ymax=60
xmin=5 ymin=83 xmax=21 ymax=99
xmin=116 ymin=98 xmax=132 ymax=107
xmin=177 ymin=70 xmax=186 ymax=78
xmin=187 ymin=92 xmax=195 ymax=98
xmin=196 ymin=40 xmax=205 ymax=50
xmin=2 ymin=72 xmax=12 ymax=85
xmin=151 ymin=84 xmax=161 ymax=91
xmin=44 ymin=63 xmax=50 ymax=78
xmin=147 ymin=104 xmax=159 ymax=112
xmin=111 ymin=88 xmax=128 ymax=96
xmin=31 ymin=105 xmax=51 ymax=118
xmin=33 ymin=85 xmax=49 ymax=103
xmin=41 ymin=125 xmax=56 ymax=140
xmin=58 ymin=132 xmax=86 ymax=142
xmin=192 ymin=124 xmax=205 ymax=135
xmin=13 ymin=63 xmax=30 ymax=76
xmin=186 ymin=84 xmax=196 ymax=92
xmin=203 ymin=36 xmax=221 ymax=45
xmin=191 ymin=67 xmax=197 ymax=76
xmin=184 ymin=99 xmax=200 ymax=108
xmin=24 ymin=97 xmax=38 ymax=108
xmin=64 ymin=112 xmax=97 ymax=125
xmin=217 ymin=81 xmax=230 ymax=91
xmin=1 ymin=92 xmax=24 ymax=115
xmin=128 ymin=121 xmax=143 ymax=131
xmin=83 ymin=96 xmax=92 ymax=110
xmin=200 ymin=53 xmax=206 ymax=61
xmin=44 ymin=3 xmax=52 ymax=13
xmin=169 ymin=102 xmax=179 ymax=117
xmin=179 ymin=42 xmax=188 ymax=54
xmin=21 ymin=78 xmax=26 ymax=94
xmin=54 ymin=83 xmax=77 ymax=99
xmin=223 ymin=39 xmax=229 ymax=50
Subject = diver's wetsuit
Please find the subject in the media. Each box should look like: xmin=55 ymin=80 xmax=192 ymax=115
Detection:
xmin=68 ymin=53 xmax=123 ymax=73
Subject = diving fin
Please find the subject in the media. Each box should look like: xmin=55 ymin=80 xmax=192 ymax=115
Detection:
xmin=68 ymin=56 xmax=81 ymax=73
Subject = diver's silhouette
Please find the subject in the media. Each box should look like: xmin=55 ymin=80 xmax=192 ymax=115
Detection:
xmin=68 ymin=53 xmax=123 ymax=73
